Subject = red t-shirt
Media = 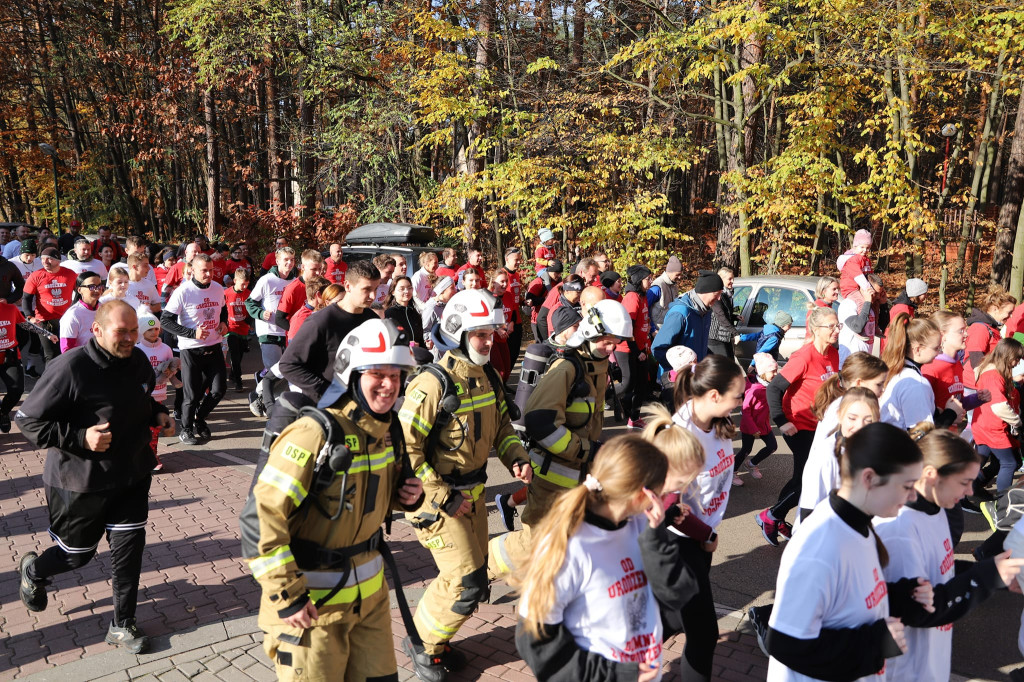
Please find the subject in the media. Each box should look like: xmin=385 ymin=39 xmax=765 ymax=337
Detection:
xmin=839 ymin=253 xmax=873 ymax=297
xmin=1005 ymin=304 xmax=1024 ymax=338
xmin=617 ymin=290 xmax=650 ymax=352
xmin=24 ymin=267 xmax=77 ymax=321
xmin=456 ymin=263 xmax=485 ymax=283
xmin=504 ymin=267 xmax=523 ymax=304
xmin=224 ymin=287 xmax=251 ymax=336
xmin=262 ymin=252 xmax=277 ymax=272
xmin=922 ymin=356 xmax=965 ymax=408
xmin=534 ymin=245 xmax=556 ymax=273
xmin=963 ymin=322 xmax=1001 ymax=389
xmin=780 ymin=342 xmax=839 ymax=431
xmin=225 ymin=258 xmax=253 ymax=281
xmin=210 ymin=259 xmax=226 ymax=286
xmin=278 ymin=277 xmax=308 ymax=319
xmin=0 ymin=302 xmax=26 ymax=357
xmin=324 ymin=258 xmax=347 ymax=285
xmin=288 ymin=304 xmax=314 ymax=343
xmin=527 ymin=277 xmax=551 ymax=323
xmin=162 ymin=260 xmax=188 ymax=295
xmin=436 ymin=264 xmax=458 ymax=280
xmin=502 ymin=289 xmax=521 ymax=325
xmin=972 ymin=370 xmax=1019 ymax=449
xmin=90 ymin=238 xmax=126 ymax=262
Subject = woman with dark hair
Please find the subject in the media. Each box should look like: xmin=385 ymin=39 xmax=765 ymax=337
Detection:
xmin=765 ymin=422 xmax=933 ymax=681
xmin=876 ymin=426 xmax=1023 ymax=682
xmin=383 ymin=275 xmax=425 ymax=348
xmin=58 ymin=271 xmax=104 ymax=353
xmin=757 ymin=306 xmax=840 ymax=546
xmin=670 ymin=353 xmax=745 ymax=682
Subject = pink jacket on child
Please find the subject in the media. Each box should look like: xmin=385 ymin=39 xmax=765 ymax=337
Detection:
xmin=740 ymin=377 xmax=771 ymax=435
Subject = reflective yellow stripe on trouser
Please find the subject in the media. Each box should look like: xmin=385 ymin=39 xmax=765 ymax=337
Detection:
xmin=529 ymin=449 xmax=582 ymax=488
xmin=305 ymin=555 xmax=386 ymax=606
xmin=488 ymin=525 xmax=533 ymax=578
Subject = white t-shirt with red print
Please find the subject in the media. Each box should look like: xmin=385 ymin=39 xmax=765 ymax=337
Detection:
xmin=137 ymin=337 xmax=174 ymax=402
xmin=672 ymin=400 xmax=734 ymax=531
xmin=165 ymin=280 xmax=225 ymax=350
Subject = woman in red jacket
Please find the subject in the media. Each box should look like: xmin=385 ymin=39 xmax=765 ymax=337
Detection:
xmin=615 ymin=265 xmax=653 ymax=429
xmin=963 ymin=287 xmax=1017 ymax=390
xmin=971 ymin=339 xmax=1024 ymax=496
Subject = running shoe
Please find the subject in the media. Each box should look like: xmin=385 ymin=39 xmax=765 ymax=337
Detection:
xmin=18 ymin=552 xmax=48 ymax=612
xmin=747 ymin=605 xmax=772 ymax=657
xmin=732 ymin=474 xmax=744 ymax=487
xmin=402 ymin=636 xmax=448 ymax=682
xmin=777 ymin=519 xmax=793 ymax=541
xmin=495 ymin=493 xmax=518 ymax=532
xmin=744 ymin=461 xmax=763 ymax=479
xmin=233 ymin=382 xmax=245 ymax=393
xmin=195 ymin=420 xmax=212 ymax=441
xmin=627 ymin=417 xmax=647 ymax=429
xmin=248 ymin=391 xmax=266 ymax=418
xmin=961 ymin=497 xmax=982 ymax=514
xmin=0 ymin=411 xmax=11 ymax=433
xmin=755 ymin=508 xmax=780 ymax=547
xmin=981 ymin=500 xmax=998 ymax=532
xmin=105 ymin=618 xmax=150 ymax=654
xmin=151 ymin=462 xmax=164 ymax=473
xmin=179 ymin=428 xmax=200 ymax=446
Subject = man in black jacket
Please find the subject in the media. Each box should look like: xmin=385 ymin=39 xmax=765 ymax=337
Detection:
xmin=15 ymin=300 xmax=173 ymax=654
xmin=278 ymin=258 xmax=380 ymax=401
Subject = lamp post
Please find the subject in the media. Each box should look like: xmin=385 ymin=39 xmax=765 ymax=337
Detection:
xmin=38 ymin=143 xmax=61 ymax=236
xmin=940 ymin=123 xmax=958 ymax=194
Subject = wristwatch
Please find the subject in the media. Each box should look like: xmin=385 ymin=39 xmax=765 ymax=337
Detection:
xmin=705 ymin=531 xmax=718 ymax=545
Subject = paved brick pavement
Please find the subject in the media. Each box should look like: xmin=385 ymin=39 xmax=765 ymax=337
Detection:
xmin=0 ymin=392 xmax=776 ymax=681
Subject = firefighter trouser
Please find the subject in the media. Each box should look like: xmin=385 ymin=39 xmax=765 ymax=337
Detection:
xmin=262 ymin=591 xmax=397 ymax=682
xmin=488 ymin=466 xmax=575 ymax=579
xmin=412 ymin=499 xmax=489 ymax=655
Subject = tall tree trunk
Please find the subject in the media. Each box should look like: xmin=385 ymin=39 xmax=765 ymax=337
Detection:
xmin=994 ymin=87 xmax=1024 ymax=293
xmin=571 ymin=0 xmax=585 ymax=71
xmin=204 ymin=88 xmax=219 ymax=239
xmin=266 ymin=71 xmax=282 ymax=211
xmin=463 ymin=0 xmax=493 ymax=249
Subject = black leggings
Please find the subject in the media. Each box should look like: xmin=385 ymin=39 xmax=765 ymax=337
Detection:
xmin=734 ymin=431 xmax=778 ymax=469
xmin=38 ymin=319 xmax=60 ymax=363
xmin=180 ymin=345 xmax=226 ymax=430
xmin=769 ymin=429 xmax=816 ymax=522
xmin=507 ymin=322 xmax=523 ymax=372
xmin=676 ymin=538 xmax=717 ymax=682
xmin=613 ymin=350 xmax=650 ymax=422
xmin=226 ymin=334 xmax=246 ymax=386
xmin=0 ymin=360 xmax=24 ymax=414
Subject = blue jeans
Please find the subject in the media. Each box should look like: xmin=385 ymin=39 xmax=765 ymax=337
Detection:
xmin=977 ymin=444 xmax=1021 ymax=493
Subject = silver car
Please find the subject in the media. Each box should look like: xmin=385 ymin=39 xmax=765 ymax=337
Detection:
xmin=731 ymin=275 xmax=831 ymax=366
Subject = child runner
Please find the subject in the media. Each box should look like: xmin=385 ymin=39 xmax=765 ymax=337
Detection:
xmin=223 ymin=268 xmax=251 ymax=392
xmin=637 ymin=405 xmax=706 ymax=658
xmin=734 ymin=352 xmax=779 ymax=486
xmin=764 ymin=422 xmax=934 ymax=681
xmin=877 ymin=426 xmax=1024 ymax=682
xmin=753 ymin=312 xmax=793 ymax=362
xmin=797 ymin=387 xmax=879 ymax=526
xmin=534 ymin=228 xmax=558 ymax=274
xmin=136 ymin=307 xmax=174 ymax=471
xmin=515 ymin=433 xmax=667 ymax=682
xmin=836 ymin=228 xmax=874 ymax=306
xmin=670 ymin=353 xmax=744 ymax=682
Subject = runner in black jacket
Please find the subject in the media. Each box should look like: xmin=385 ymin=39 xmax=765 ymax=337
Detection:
xmin=15 ymin=300 xmax=173 ymax=655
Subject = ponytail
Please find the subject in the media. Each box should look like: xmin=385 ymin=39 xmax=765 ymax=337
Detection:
xmin=881 ymin=315 xmax=939 ymax=386
xmin=813 ymin=352 xmax=887 ymax=420
xmin=515 ymin=434 xmax=668 ymax=639
xmin=673 ymin=354 xmax=744 ymax=440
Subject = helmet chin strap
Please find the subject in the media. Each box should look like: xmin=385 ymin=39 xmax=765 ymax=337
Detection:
xmin=460 ymin=335 xmax=491 ymax=366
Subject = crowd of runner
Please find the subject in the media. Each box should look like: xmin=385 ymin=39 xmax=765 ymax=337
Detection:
xmin=11 ymin=221 xmax=1024 ymax=682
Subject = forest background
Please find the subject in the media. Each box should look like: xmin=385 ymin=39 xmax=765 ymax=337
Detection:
xmin=3 ymin=0 xmax=1024 ymax=307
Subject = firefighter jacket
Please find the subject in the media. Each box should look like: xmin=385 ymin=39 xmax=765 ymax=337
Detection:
xmin=522 ymin=346 xmax=608 ymax=488
xmin=248 ymin=395 xmax=410 ymax=627
xmin=399 ymin=350 xmax=528 ymax=523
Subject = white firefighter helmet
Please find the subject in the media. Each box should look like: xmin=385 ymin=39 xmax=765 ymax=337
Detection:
xmin=436 ymin=289 xmax=505 ymax=349
xmin=567 ymin=299 xmax=633 ymax=348
xmin=334 ymin=318 xmax=417 ymax=387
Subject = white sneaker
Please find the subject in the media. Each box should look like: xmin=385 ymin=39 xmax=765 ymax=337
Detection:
xmin=732 ymin=474 xmax=744 ymax=487
xmin=745 ymin=461 xmax=763 ymax=479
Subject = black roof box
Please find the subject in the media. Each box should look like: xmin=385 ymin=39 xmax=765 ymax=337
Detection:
xmin=345 ymin=222 xmax=435 ymax=246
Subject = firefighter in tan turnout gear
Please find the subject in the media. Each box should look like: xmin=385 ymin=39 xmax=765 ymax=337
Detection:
xmin=247 ymin=318 xmax=422 ymax=682
xmin=400 ymin=288 xmax=532 ymax=682
xmin=488 ymin=298 xmax=633 ymax=578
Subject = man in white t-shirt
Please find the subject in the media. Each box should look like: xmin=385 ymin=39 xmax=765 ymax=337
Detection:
xmin=124 ymin=252 xmax=161 ymax=312
xmin=63 ymin=237 xmax=108 ymax=281
xmin=160 ymin=254 xmax=227 ymax=446
xmin=244 ymin=247 xmax=296 ymax=375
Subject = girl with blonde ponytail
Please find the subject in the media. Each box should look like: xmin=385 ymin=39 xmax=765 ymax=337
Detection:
xmin=515 ymin=434 xmax=668 ymax=682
